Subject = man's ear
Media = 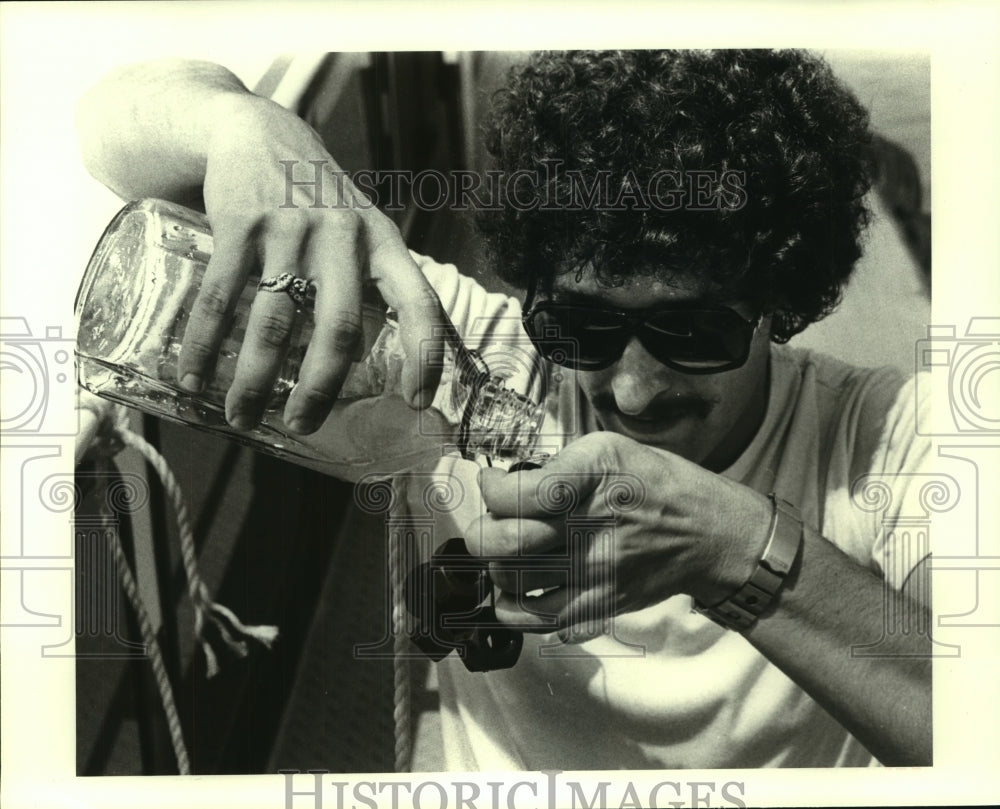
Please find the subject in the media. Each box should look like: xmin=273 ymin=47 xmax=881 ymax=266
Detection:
xmin=766 ymin=308 xmax=802 ymax=345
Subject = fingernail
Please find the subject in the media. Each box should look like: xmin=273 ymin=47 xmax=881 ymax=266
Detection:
xmin=408 ymin=385 xmax=436 ymax=410
xmin=180 ymin=373 xmax=203 ymax=393
xmin=229 ymin=412 xmax=253 ymax=431
xmin=476 ymin=467 xmax=495 ymax=489
xmin=286 ymin=416 xmax=317 ymax=435
xmin=558 ymin=630 xmax=587 ymax=646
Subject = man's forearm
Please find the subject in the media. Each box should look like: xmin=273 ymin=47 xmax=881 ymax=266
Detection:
xmin=744 ymin=525 xmax=932 ymax=766
xmin=75 ymin=59 xmax=252 ymax=202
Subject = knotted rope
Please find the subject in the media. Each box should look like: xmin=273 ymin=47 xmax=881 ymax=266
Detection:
xmin=85 ymin=403 xmax=280 ymax=774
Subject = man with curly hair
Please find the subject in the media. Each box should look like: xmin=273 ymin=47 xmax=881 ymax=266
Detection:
xmin=78 ymin=49 xmax=932 ymax=770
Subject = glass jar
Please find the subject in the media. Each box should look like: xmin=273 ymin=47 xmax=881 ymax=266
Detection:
xmin=75 ymin=199 xmax=545 ymax=481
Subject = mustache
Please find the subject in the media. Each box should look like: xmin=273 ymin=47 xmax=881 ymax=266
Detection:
xmin=589 ymin=392 xmax=713 ymax=422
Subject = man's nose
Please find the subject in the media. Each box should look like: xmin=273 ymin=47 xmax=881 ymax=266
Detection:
xmin=608 ymin=338 xmax=676 ymax=415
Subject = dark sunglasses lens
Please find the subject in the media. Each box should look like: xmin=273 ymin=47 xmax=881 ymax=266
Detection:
xmin=643 ymin=310 xmax=751 ymax=369
xmin=525 ymin=306 xmax=626 ymax=369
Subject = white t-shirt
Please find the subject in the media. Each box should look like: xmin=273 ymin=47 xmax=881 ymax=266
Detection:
xmin=396 ymin=255 xmax=931 ymax=770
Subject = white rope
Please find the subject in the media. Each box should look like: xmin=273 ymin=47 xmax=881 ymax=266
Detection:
xmin=98 ymin=460 xmax=191 ymax=775
xmin=86 ymin=405 xmax=280 ymax=774
xmin=390 ymin=526 xmax=412 ymax=773
xmin=116 ymin=421 xmax=279 ymax=677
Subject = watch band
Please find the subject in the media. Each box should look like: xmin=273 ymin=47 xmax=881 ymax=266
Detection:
xmin=694 ymin=494 xmax=803 ymax=631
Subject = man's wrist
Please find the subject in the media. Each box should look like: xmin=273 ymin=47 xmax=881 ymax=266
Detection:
xmin=687 ymin=488 xmax=772 ymax=607
xmin=204 ymin=91 xmax=274 ymax=151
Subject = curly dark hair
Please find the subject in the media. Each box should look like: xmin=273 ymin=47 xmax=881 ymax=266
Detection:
xmin=476 ymin=49 xmax=874 ymax=342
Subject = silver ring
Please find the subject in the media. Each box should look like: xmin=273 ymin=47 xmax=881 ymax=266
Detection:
xmin=257 ymin=273 xmax=314 ymax=307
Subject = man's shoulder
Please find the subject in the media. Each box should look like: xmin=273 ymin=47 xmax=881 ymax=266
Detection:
xmin=409 ymin=250 xmax=461 ymax=293
xmin=773 ymin=343 xmax=926 ymax=463
xmin=410 ymin=251 xmax=523 ymax=337
xmin=774 ymin=343 xmax=913 ymax=411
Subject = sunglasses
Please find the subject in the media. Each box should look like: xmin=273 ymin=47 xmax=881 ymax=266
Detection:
xmin=521 ymin=277 xmax=763 ymax=374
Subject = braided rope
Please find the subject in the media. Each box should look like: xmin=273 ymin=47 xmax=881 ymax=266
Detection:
xmin=117 ymin=425 xmax=279 ymax=677
xmin=390 ymin=526 xmax=412 ymax=773
xmin=85 ymin=406 xmax=280 ymax=775
xmin=97 ymin=459 xmax=191 ymax=775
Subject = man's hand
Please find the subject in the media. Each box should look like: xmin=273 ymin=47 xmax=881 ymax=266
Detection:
xmin=77 ymin=60 xmax=446 ymax=435
xmin=181 ymin=94 xmax=445 ymax=433
xmin=466 ymin=432 xmax=773 ymax=641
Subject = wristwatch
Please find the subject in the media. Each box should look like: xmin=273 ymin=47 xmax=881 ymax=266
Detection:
xmin=694 ymin=494 xmax=803 ymax=631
